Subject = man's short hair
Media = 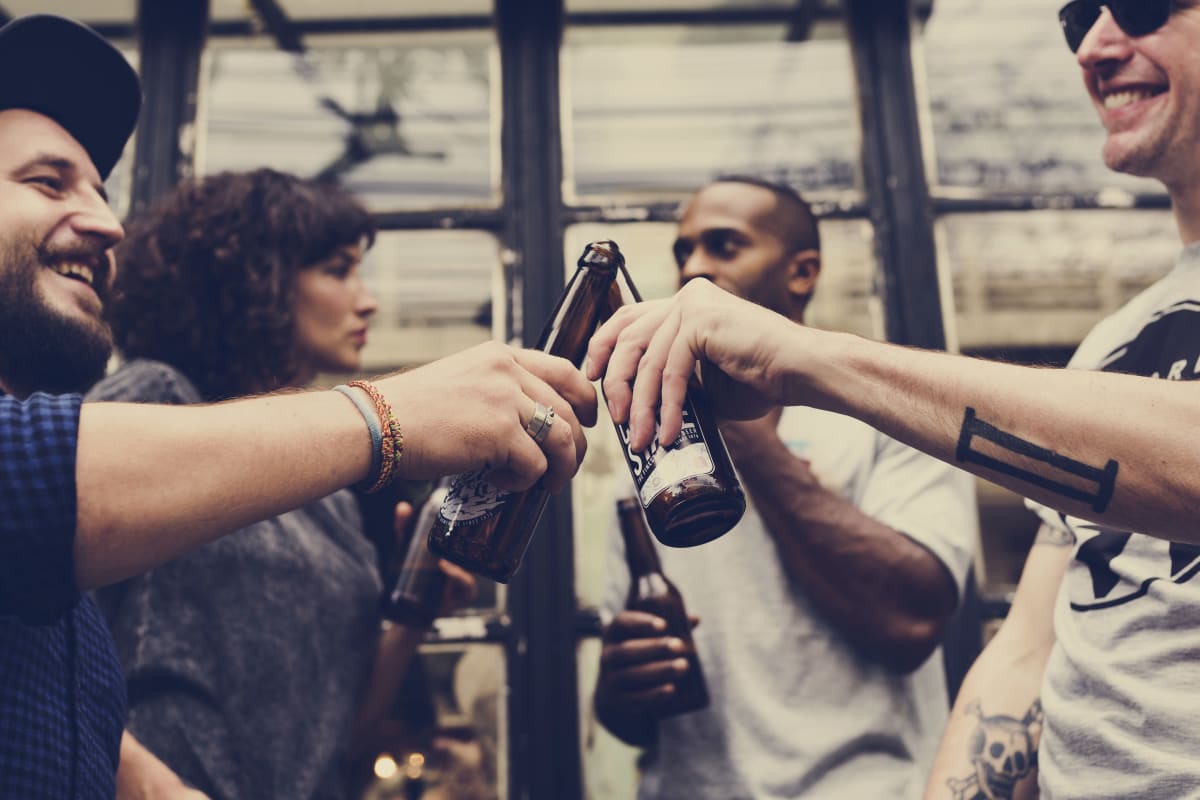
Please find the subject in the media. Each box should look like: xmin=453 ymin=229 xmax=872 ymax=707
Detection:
xmin=711 ymin=174 xmax=821 ymax=253
xmin=0 ymin=15 xmax=141 ymax=179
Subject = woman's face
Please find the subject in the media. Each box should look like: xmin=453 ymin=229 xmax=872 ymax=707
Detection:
xmin=292 ymin=242 xmax=377 ymax=380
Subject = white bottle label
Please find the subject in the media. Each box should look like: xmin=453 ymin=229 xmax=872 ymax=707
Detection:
xmin=616 ymin=398 xmax=714 ymax=507
xmin=438 ymin=470 xmax=511 ymax=527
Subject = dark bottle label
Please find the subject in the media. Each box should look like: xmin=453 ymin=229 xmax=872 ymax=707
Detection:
xmin=438 ymin=470 xmax=512 ymax=528
xmin=616 ymin=397 xmax=714 ymax=506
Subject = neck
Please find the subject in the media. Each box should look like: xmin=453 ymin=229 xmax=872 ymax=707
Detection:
xmin=1172 ymin=184 xmax=1200 ymax=246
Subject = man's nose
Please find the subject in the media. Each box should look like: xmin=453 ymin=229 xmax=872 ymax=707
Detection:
xmin=1077 ymin=7 xmax=1133 ymax=68
xmin=68 ymin=195 xmax=125 ymax=252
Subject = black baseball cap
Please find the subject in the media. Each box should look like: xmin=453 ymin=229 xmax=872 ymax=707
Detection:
xmin=0 ymin=14 xmax=141 ymax=180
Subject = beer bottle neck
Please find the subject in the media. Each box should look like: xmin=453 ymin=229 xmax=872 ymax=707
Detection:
xmin=617 ymin=501 xmax=662 ymax=579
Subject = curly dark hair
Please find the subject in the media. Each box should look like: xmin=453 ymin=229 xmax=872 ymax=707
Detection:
xmin=107 ymin=169 xmax=376 ymax=399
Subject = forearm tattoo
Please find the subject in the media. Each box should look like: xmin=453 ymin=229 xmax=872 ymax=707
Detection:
xmin=956 ymin=408 xmax=1118 ymax=513
xmin=945 ymin=699 xmax=1044 ymax=800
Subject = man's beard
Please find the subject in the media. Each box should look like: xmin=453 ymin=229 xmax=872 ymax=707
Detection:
xmin=0 ymin=238 xmax=113 ymax=396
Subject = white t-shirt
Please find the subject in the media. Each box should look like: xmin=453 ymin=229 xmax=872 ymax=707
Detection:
xmin=1027 ymin=242 xmax=1200 ymax=800
xmin=604 ymin=406 xmax=978 ymax=799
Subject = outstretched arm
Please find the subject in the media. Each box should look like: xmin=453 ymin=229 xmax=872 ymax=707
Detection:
xmin=587 ymin=280 xmax=1200 ymax=543
xmin=925 ymin=523 xmax=1070 ymax=800
xmin=74 ymin=342 xmax=596 ymax=590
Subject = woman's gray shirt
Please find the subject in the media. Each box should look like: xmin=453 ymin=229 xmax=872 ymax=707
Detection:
xmin=88 ymin=360 xmax=383 ymax=800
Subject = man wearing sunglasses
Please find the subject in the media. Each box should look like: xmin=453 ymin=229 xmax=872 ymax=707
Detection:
xmin=586 ymin=2 xmax=1200 ymax=798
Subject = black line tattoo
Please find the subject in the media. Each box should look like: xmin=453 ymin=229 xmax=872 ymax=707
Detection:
xmin=956 ymin=408 xmax=1118 ymax=513
xmin=945 ymin=699 xmax=1043 ymax=800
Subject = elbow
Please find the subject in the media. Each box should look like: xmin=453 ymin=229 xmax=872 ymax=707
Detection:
xmin=871 ymin=620 xmax=947 ymax=674
xmin=858 ymin=601 xmax=954 ymax=674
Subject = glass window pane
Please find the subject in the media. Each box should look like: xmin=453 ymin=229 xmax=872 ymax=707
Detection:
xmin=568 ymin=0 xmax=799 ymax=9
xmin=210 ymin=0 xmax=492 ymax=21
xmin=563 ymin=23 xmax=860 ymax=202
xmin=919 ymin=0 xmax=1160 ymax=195
xmin=199 ymin=32 xmax=499 ymax=211
xmin=4 ymin=0 xmax=134 ymax=23
xmin=578 ymin=638 xmax=640 ymax=800
xmin=358 ymin=230 xmax=501 ymax=374
xmin=939 ymin=210 xmax=1178 ymax=352
xmin=358 ymin=643 xmax=506 ymax=800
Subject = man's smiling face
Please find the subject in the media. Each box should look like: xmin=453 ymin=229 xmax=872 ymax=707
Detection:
xmin=0 ymin=108 xmax=123 ymax=396
xmin=1076 ymin=2 xmax=1200 ymax=188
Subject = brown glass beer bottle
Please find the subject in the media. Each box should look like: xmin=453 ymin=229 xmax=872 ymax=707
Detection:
xmin=617 ymin=497 xmax=709 ymax=716
xmin=427 ymin=241 xmax=624 ymax=582
xmin=382 ymin=480 xmax=451 ymax=626
xmin=604 ymin=250 xmax=745 ymax=547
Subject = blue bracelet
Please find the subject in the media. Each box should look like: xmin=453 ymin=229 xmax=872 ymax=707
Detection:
xmin=333 ymin=384 xmax=383 ymax=490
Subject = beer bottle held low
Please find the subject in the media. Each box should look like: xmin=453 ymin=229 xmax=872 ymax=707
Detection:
xmin=618 ymin=497 xmax=709 ymax=717
xmin=381 ymin=480 xmax=451 ymax=626
xmin=427 ymin=241 xmax=624 ymax=582
xmin=603 ymin=245 xmax=745 ymax=547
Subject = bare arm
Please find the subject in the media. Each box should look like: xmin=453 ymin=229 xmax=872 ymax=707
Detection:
xmin=721 ymin=410 xmax=958 ymax=673
xmin=74 ymin=342 xmax=596 ymax=590
xmin=348 ymin=503 xmax=477 ymax=758
xmin=925 ymin=523 xmax=1071 ymax=800
xmin=588 ymin=280 xmax=1200 ymax=543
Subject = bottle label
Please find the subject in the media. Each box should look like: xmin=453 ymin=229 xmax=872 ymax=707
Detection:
xmin=616 ymin=398 xmax=714 ymax=506
xmin=438 ymin=470 xmax=511 ymax=527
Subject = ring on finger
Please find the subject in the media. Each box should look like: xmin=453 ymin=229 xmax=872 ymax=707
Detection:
xmin=525 ymin=402 xmax=556 ymax=445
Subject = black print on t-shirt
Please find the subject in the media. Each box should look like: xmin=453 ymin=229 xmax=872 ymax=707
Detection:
xmin=1071 ymin=302 xmax=1200 ymax=611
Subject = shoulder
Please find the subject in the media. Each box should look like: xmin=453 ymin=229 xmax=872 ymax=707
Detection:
xmin=86 ymin=360 xmax=202 ymax=405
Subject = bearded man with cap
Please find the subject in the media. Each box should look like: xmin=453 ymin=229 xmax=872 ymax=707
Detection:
xmin=0 ymin=14 xmax=597 ymax=799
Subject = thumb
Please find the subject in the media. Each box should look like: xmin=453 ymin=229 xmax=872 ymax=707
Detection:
xmin=392 ymin=501 xmax=414 ymax=542
xmin=688 ymin=615 xmax=701 ymax=630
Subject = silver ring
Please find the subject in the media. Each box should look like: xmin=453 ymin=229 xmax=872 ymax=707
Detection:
xmin=525 ymin=402 xmax=556 ymax=445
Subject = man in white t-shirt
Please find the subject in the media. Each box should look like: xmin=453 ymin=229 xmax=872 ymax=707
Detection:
xmin=587 ymin=3 xmax=1200 ymax=797
xmin=593 ymin=177 xmax=980 ymax=799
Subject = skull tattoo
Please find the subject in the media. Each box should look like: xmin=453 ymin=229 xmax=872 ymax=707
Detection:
xmin=946 ymin=700 xmax=1043 ymax=800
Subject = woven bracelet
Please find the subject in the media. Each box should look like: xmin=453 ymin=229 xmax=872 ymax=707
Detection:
xmin=348 ymin=379 xmax=405 ymax=493
xmin=333 ymin=384 xmax=385 ymax=493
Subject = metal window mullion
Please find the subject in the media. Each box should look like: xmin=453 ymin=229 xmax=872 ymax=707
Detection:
xmin=496 ymin=0 xmax=581 ymax=799
xmin=845 ymin=0 xmax=945 ymax=350
xmin=131 ymin=0 xmax=209 ymax=216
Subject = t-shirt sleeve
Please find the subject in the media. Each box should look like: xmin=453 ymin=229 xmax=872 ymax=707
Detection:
xmin=85 ymin=360 xmax=201 ymax=406
xmin=857 ymin=432 xmax=980 ymax=599
xmin=0 ymin=393 xmax=83 ymax=624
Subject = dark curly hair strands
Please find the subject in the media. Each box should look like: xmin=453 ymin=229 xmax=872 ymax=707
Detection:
xmin=107 ymin=169 xmax=376 ymax=399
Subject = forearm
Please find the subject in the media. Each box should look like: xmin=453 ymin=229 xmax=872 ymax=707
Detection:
xmin=795 ymin=330 xmax=1200 ymax=542
xmin=925 ymin=640 xmax=1046 ymax=800
xmin=926 ymin=530 xmax=1066 ymax=800
xmin=733 ymin=437 xmax=956 ymax=671
xmin=349 ymin=622 xmax=426 ymax=756
xmin=75 ymin=390 xmax=368 ymax=589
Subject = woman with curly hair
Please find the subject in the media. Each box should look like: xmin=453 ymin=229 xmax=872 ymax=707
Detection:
xmin=87 ymin=169 xmax=473 ymax=800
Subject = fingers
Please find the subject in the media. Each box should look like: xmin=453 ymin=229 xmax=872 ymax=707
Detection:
xmin=600 ymin=611 xmax=695 ymax=709
xmin=488 ymin=351 xmax=595 ymax=494
xmin=437 ymin=559 xmax=478 ymax=614
xmin=513 ymin=348 xmax=598 ymax=428
xmin=391 ymin=501 xmax=414 ymax=542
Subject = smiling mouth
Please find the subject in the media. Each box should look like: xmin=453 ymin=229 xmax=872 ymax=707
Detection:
xmin=1103 ymin=87 xmax=1166 ymax=110
xmin=48 ymin=261 xmax=97 ymax=289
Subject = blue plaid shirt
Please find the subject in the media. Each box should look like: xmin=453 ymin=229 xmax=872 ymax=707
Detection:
xmin=0 ymin=393 xmax=125 ymax=798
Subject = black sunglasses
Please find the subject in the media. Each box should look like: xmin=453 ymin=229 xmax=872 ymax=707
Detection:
xmin=1059 ymin=0 xmax=1172 ymax=52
